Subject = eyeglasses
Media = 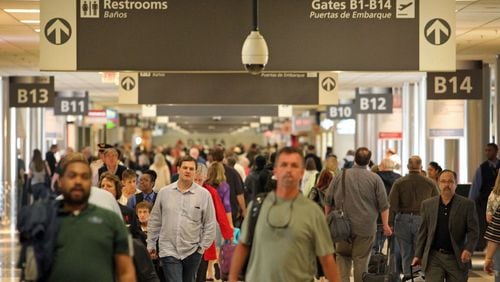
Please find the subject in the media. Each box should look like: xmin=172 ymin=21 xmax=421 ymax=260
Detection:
xmin=266 ymin=196 xmax=297 ymax=229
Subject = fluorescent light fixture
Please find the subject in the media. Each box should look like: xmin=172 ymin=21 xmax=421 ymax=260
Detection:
xmin=4 ymin=9 xmax=40 ymax=13
xmin=20 ymin=20 xmax=40 ymax=24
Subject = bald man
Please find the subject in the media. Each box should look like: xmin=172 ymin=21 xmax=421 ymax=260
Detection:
xmin=388 ymin=155 xmax=439 ymax=278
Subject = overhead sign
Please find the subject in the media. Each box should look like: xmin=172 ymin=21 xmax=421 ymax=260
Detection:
xmin=118 ymin=73 xmax=139 ymax=104
xmin=54 ymin=91 xmax=89 ymax=115
xmin=133 ymin=72 xmax=328 ymax=105
xmin=40 ymin=0 xmax=455 ymax=72
xmin=9 ymin=76 xmax=55 ymax=108
xmin=119 ymin=114 xmax=139 ymax=127
xmin=355 ymin=88 xmax=393 ymax=114
xmin=84 ymin=109 xmax=107 ymax=125
xmin=319 ymin=72 xmax=339 ymax=105
xmin=157 ymin=105 xmax=280 ymax=117
xmin=427 ymin=61 xmax=483 ymax=100
xmin=327 ymin=104 xmax=355 ymax=119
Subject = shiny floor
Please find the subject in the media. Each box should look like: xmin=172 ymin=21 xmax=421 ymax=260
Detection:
xmin=0 ymin=226 xmax=492 ymax=282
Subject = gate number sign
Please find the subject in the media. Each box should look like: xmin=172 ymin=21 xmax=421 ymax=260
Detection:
xmin=9 ymin=76 xmax=55 ymax=108
xmin=327 ymin=105 xmax=355 ymax=119
xmin=54 ymin=91 xmax=89 ymax=115
xmin=356 ymin=93 xmax=393 ymax=114
xmin=427 ymin=69 xmax=482 ymax=100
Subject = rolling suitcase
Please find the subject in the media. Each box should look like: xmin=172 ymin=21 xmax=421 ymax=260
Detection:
xmin=362 ymin=238 xmax=398 ymax=282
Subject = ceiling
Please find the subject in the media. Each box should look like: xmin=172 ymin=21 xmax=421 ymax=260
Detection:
xmin=0 ymin=0 xmax=499 ymax=133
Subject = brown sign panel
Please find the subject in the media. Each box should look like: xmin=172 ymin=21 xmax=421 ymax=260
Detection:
xmin=9 ymin=76 xmax=55 ymax=108
xmin=427 ymin=67 xmax=483 ymax=100
xmin=138 ymin=73 xmax=319 ymax=105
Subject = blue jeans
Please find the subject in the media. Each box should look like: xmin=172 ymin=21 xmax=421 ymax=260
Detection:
xmin=394 ymin=213 xmax=422 ymax=275
xmin=161 ymin=251 xmax=203 ymax=282
xmin=31 ymin=183 xmax=49 ymax=201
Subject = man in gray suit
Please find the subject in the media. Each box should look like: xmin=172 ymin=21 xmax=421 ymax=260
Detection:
xmin=412 ymin=170 xmax=479 ymax=281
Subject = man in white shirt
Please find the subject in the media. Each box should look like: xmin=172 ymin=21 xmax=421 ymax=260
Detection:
xmin=147 ymin=156 xmax=216 ymax=282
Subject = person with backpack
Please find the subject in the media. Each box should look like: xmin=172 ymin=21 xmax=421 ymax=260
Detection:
xmin=244 ymin=155 xmax=271 ymax=201
xmin=308 ymin=170 xmax=333 ymax=209
xmin=229 ymin=147 xmax=340 ymax=282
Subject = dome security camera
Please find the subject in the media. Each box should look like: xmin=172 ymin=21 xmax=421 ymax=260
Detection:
xmin=241 ymin=30 xmax=268 ymax=75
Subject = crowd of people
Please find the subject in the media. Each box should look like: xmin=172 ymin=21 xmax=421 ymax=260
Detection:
xmin=15 ymin=141 xmax=500 ymax=282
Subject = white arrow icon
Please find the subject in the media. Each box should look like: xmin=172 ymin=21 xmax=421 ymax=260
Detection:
xmin=121 ymin=77 xmax=135 ymax=91
xmin=426 ymin=19 xmax=450 ymax=45
xmin=46 ymin=19 xmax=70 ymax=45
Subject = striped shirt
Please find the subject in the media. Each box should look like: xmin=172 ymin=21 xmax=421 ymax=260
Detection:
xmin=485 ymin=207 xmax=500 ymax=243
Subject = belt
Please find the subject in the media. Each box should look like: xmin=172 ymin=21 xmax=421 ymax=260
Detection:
xmin=433 ymin=248 xmax=454 ymax=255
xmin=400 ymin=211 xmax=420 ymax=216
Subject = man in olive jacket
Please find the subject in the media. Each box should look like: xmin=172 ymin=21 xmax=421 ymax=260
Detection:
xmin=412 ymin=170 xmax=479 ymax=281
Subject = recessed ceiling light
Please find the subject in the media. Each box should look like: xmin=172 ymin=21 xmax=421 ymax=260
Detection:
xmin=34 ymin=28 xmax=40 ymax=33
xmin=20 ymin=20 xmax=40 ymax=24
xmin=4 ymin=9 xmax=40 ymax=13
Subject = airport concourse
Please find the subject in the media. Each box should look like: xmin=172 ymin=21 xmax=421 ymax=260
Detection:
xmin=1 ymin=0 xmax=500 ymax=281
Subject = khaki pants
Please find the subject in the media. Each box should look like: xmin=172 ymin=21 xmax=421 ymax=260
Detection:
xmin=335 ymin=235 xmax=375 ymax=282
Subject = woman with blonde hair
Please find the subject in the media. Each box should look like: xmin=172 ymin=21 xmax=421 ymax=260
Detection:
xmin=486 ymin=173 xmax=500 ymax=281
xmin=149 ymin=153 xmax=171 ymax=192
xmin=206 ymin=162 xmax=232 ymax=226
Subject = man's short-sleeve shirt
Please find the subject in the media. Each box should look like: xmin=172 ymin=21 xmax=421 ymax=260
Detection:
xmin=48 ymin=204 xmax=130 ymax=282
xmin=240 ymin=193 xmax=333 ymax=281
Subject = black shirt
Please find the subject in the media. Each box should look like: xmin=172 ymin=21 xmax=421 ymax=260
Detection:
xmin=432 ymin=196 xmax=455 ymax=252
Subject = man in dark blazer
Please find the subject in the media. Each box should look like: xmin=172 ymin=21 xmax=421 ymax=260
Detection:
xmin=412 ymin=169 xmax=479 ymax=281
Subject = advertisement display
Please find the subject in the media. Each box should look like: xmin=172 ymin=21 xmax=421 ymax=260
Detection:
xmin=427 ymin=100 xmax=464 ymax=138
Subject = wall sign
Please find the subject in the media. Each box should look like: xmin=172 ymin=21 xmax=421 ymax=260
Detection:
xmin=427 ymin=61 xmax=483 ymax=100
xmin=9 ymin=76 xmax=55 ymax=108
xmin=41 ymin=0 xmax=455 ymax=72
xmin=54 ymin=91 xmax=89 ymax=115
xmin=327 ymin=104 xmax=356 ymax=119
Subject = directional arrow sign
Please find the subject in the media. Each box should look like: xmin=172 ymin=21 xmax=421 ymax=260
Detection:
xmin=318 ymin=72 xmax=339 ymax=105
xmin=425 ymin=18 xmax=451 ymax=46
xmin=45 ymin=18 xmax=71 ymax=45
xmin=118 ymin=73 xmax=139 ymax=104
xmin=321 ymin=77 xmax=336 ymax=92
xmin=121 ymin=76 xmax=135 ymax=91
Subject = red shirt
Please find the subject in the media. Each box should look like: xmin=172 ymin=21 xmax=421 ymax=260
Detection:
xmin=202 ymin=183 xmax=233 ymax=260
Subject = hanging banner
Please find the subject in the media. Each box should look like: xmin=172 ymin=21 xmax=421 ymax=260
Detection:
xmin=40 ymin=0 xmax=455 ymax=72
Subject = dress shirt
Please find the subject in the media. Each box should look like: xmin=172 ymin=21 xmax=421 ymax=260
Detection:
xmin=147 ymin=181 xmax=216 ymax=260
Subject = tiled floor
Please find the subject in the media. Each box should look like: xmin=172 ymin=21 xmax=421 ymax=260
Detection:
xmin=0 ymin=225 xmax=492 ymax=282
xmin=0 ymin=228 xmax=20 ymax=282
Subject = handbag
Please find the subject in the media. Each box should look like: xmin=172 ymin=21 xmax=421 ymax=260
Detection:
xmin=326 ymin=170 xmax=352 ymax=242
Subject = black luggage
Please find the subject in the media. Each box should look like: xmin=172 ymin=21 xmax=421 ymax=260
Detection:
xmin=362 ymin=238 xmax=398 ymax=282
xmin=401 ymin=264 xmax=425 ymax=282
